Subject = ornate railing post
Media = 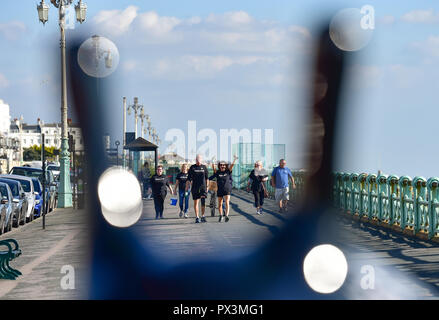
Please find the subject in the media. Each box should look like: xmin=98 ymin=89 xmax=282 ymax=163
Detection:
xmin=337 ymin=172 xmax=345 ymax=211
xmin=427 ymin=177 xmax=439 ymax=239
xmin=350 ymin=173 xmax=359 ymax=216
xmin=343 ymin=173 xmax=351 ymax=213
xmin=377 ymin=174 xmax=388 ymax=222
xmin=413 ymin=176 xmax=427 ymax=235
xmin=359 ymin=173 xmax=368 ymax=219
xmin=399 ymin=176 xmax=412 ymax=231
xmin=367 ymin=174 xmax=378 ymax=221
xmin=388 ymin=175 xmax=399 ymax=226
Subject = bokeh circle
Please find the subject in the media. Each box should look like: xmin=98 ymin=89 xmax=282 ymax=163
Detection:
xmin=77 ymin=35 xmax=120 ymax=78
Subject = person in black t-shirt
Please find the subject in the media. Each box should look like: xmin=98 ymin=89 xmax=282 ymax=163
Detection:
xmin=209 ymin=156 xmax=237 ymax=222
xmin=186 ymin=154 xmax=209 ymax=223
xmin=150 ymin=165 xmax=173 ymax=219
xmin=248 ymin=161 xmax=269 ymax=215
xmin=175 ymin=163 xmax=190 ymax=218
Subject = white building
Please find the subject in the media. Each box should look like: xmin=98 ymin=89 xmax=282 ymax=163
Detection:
xmin=9 ymin=118 xmax=84 ymax=152
xmin=0 ymin=100 xmax=11 ymax=134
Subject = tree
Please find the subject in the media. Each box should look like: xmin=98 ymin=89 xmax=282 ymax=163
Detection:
xmin=22 ymin=145 xmax=60 ymax=162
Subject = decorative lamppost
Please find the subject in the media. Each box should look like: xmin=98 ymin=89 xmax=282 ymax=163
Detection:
xmin=37 ymin=0 xmax=87 ymax=208
xmin=127 ymin=97 xmax=144 ymax=138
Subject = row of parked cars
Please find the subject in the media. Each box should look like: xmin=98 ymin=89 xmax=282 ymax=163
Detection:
xmin=0 ymin=165 xmax=59 ymax=234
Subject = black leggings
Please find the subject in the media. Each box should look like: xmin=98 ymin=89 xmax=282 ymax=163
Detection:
xmin=253 ymin=189 xmax=265 ymax=207
xmin=153 ymin=194 xmax=165 ymax=218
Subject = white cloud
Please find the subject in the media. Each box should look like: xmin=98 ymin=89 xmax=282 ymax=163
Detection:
xmin=0 ymin=21 xmax=26 ymax=41
xmin=412 ymin=35 xmax=439 ymax=60
xmin=378 ymin=15 xmax=395 ymax=25
xmin=93 ymin=6 xmax=138 ymax=36
xmin=137 ymin=11 xmax=181 ymax=36
xmin=206 ymin=11 xmax=253 ymax=27
xmin=0 ymin=73 xmax=9 ymax=88
xmin=388 ymin=65 xmax=422 ymax=88
xmin=401 ymin=9 xmax=439 ymax=23
xmin=122 ymin=60 xmax=137 ymax=72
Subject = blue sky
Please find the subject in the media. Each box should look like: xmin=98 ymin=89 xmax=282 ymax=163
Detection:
xmin=1 ymin=1 xmax=439 ymax=177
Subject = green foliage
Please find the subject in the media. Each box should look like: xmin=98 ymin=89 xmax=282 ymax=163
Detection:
xmin=23 ymin=145 xmax=60 ymax=161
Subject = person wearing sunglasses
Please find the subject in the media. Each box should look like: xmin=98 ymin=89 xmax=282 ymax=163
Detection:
xmin=248 ymin=161 xmax=269 ymax=215
xmin=209 ymin=155 xmax=238 ymax=222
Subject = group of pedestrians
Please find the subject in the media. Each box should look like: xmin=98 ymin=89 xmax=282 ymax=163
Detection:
xmin=143 ymin=155 xmax=296 ymax=222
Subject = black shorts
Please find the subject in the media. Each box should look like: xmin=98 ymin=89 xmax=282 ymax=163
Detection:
xmin=217 ymin=189 xmax=231 ymax=198
xmin=192 ymin=188 xmax=207 ymax=200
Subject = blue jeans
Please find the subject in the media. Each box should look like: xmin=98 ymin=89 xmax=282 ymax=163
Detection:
xmin=178 ymin=190 xmax=189 ymax=213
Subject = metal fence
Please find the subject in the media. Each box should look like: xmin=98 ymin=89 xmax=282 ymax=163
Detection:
xmin=332 ymin=172 xmax=439 ymax=240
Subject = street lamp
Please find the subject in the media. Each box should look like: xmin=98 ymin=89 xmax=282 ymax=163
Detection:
xmin=37 ymin=0 xmax=49 ymax=25
xmin=74 ymin=0 xmax=87 ymax=23
xmin=37 ymin=0 xmax=87 ymax=208
xmin=115 ymin=140 xmax=120 ymax=166
xmin=127 ymin=97 xmax=144 ymax=138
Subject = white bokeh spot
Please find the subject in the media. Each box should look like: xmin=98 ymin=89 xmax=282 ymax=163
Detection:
xmin=303 ymin=244 xmax=348 ymax=294
xmin=98 ymin=167 xmax=142 ymax=228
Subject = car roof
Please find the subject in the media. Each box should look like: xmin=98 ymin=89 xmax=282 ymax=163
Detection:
xmin=0 ymin=174 xmax=33 ymax=182
xmin=11 ymin=166 xmax=42 ymax=172
xmin=0 ymin=178 xmax=20 ymax=185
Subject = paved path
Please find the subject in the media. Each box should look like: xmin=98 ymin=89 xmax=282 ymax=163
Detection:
xmin=0 ymin=208 xmax=89 ymax=300
xmin=0 ymin=189 xmax=438 ymax=299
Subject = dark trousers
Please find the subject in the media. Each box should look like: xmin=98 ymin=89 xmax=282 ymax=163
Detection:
xmin=178 ymin=190 xmax=189 ymax=213
xmin=253 ymin=189 xmax=265 ymax=207
xmin=153 ymin=194 xmax=165 ymax=218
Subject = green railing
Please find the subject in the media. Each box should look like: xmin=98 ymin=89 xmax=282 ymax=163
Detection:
xmin=332 ymin=172 xmax=439 ymax=240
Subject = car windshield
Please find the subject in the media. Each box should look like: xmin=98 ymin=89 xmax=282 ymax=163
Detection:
xmin=14 ymin=179 xmax=31 ymax=193
xmin=32 ymin=180 xmax=42 ymax=193
xmin=0 ymin=185 xmax=8 ymax=198
xmin=48 ymin=166 xmax=60 ymax=171
xmin=10 ymin=167 xmax=47 ymax=183
xmin=1 ymin=181 xmax=18 ymax=197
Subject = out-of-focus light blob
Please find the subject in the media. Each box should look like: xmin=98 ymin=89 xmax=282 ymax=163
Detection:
xmin=77 ymin=35 xmax=120 ymax=78
xmin=98 ymin=167 xmax=142 ymax=228
xmin=329 ymin=8 xmax=373 ymax=52
xmin=303 ymin=244 xmax=348 ymax=294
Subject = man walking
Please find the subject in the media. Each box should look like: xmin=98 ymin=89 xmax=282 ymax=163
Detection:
xmin=186 ymin=154 xmax=209 ymax=223
xmin=271 ymin=159 xmax=296 ymax=213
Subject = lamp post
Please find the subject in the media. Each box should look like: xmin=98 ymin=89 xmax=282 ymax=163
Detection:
xmin=115 ymin=140 xmax=120 ymax=166
xmin=122 ymin=97 xmax=127 ymax=168
xmin=127 ymin=97 xmax=144 ymax=139
xmin=37 ymin=0 xmax=87 ymax=208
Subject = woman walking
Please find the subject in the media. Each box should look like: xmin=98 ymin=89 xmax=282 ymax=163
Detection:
xmin=209 ymin=156 xmax=237 ymax=222
xmin=151 ymin=165 xmax=173 ymax=219
xmin=248 ymin=161 xmax=269 ymax=215
xmin=175 ymin=163 xmax=190 ymax=218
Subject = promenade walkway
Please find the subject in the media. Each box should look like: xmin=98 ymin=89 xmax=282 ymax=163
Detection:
xmin=0 ymin=189 xmax=437 ymax=299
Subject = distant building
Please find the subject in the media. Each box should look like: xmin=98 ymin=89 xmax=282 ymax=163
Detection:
xmin=0 ymin=100 xmax=10 ymax=134
xmin=159 ymin=152 xmax=186 ymax=166
xmin=9 ymin=118 xmax=84 ymax=151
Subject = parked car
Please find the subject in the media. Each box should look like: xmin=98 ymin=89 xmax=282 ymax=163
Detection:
xmin=0 ymin=178 xmax=28 ymax=227
xmin=0 ymin=182 xmax=13 ymax=234
xmin=9 ymin=166 xmax=57 ymax=212
xmin=47 ymin=164 xmax=60 ymax=179
xmin=31 ymin=177 xmax=45 ymax=218
xmin=0 ymin=175 xmax=36 ymax=223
